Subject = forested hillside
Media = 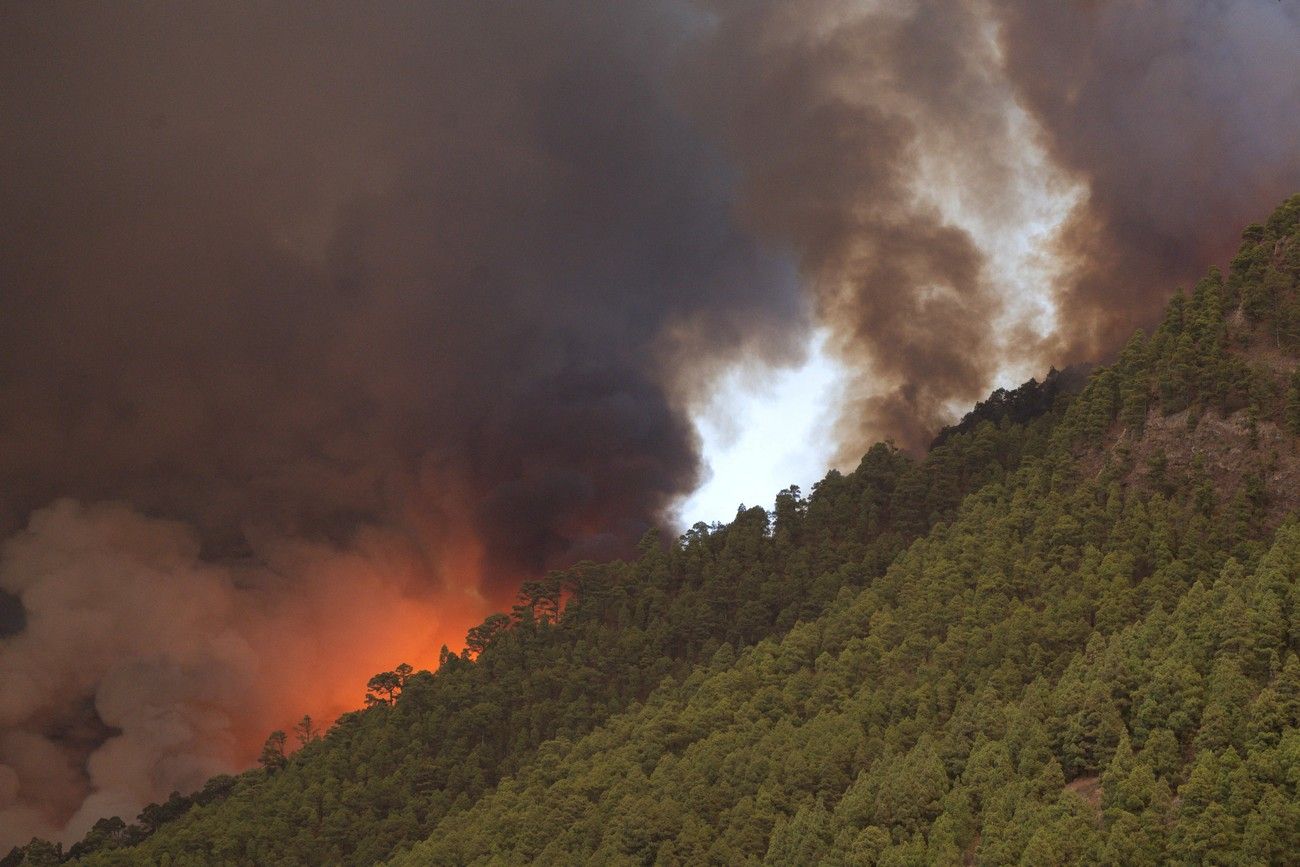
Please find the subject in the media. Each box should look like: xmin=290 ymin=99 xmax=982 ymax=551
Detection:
xmin=9 ymin=195 xmax=1300 ymax=865
xmin=12 ymin=354 xmax=1067 ymax=867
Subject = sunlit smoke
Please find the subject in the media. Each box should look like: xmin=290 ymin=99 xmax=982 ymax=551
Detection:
xmin=677 ymin=329 xmax=846 ymax=526
xmin=683 ymin=0 xmax=1081 ymax=453
xmin=992 ymin=0 xmax=1300 ymax=362
xmin=3 ymin=0 xmax=1299 ymax=849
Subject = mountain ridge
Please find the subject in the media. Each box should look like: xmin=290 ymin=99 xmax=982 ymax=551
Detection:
xmin=9 ymin=194 xmax=1300 ymax=866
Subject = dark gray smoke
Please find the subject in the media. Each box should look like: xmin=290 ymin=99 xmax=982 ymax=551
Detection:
xmin=2 ymin=0 xmax=1299 ymax=849
xmin=0 ymin=3 xmax=803 ymax=585
xmin=993 ymin=0 xmax=1300 ymax=360
xmin=0 ymin=1 xmax=804 ymax=845
xmin=682 ymin=0 xmax=1033 ymax=451
xmin=681 ymin=0 xmax=1300 ymax=451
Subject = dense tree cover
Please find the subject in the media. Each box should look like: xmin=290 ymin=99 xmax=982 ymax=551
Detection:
xmin=1063 ymin=193 xmax=1300 ymax=449
xmin=384 ymin=199 xmax=1300 ymax=866
xmin=394 ymin=495 xmax=1300 ymax=865
xmin=20 ymin=371 xmax=1062 ymax=867
xmin=930 ymin=364 xmax=1090 ymax=449
xmin=8 ymin=195 xmax=1298 ymax=865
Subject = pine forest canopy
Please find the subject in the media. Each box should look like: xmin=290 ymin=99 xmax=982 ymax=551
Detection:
xmin=7 ymin=195 xmax=1300 ymax=865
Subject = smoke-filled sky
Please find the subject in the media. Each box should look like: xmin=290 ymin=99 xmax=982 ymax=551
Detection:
xmin=2 ymin=0 xmax=1299 ymax=848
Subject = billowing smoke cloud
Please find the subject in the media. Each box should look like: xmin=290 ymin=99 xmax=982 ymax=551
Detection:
xmin=994 ymin=0 xmax=1300 ymax=361
xmin=0 ymin=1 xmax=803 ymax=845
xmin=3 ymin=0 xmax=1299 ymax=849
xmin=0 ymin=500 xmax=466 ymax=843
xmin=680 ymin=0 xmax=1300 ymax=450
xmin=0 ymin=3 xmax=801 ymax=581
xmin=681 ymin=0 xmax=1073 ymax=451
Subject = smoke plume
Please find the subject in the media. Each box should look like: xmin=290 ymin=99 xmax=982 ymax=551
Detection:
xmin=683 ymin=0 xmax=1300 ymax=450
xmin=2 ymin=0 xmax=1299 ymax=848
xmin=684 ymin=0 xmax=1064 ymax=451
xmin=0 ymin=1 xmax=801 ymax=845
xmin=994 ymin=0 xmax=1300 ymax=361
xmin=0 ymin=500 xmax=462 ymax=842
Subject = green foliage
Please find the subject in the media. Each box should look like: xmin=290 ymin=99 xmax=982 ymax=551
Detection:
xmin=390 ymin=500 xmax=1298 ymax=866
xmin=257 ymin=731 xmax=288 ymax=772
xmin=70 ymin=391 xmax=1059 ymax=866
xmin=63 ymin=195 xmax=1300 ymax=866
xmin=1286 ymin=369 xmax=1300 ymax=436
xmin=1053 ymin=198 xmax=1300 ymax=449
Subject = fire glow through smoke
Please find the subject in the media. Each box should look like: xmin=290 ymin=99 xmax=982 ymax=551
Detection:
xmin=0 ymin=501 xmax=491 ymax=842
xmin=2 ymin=0 xmax=1300 ymax=850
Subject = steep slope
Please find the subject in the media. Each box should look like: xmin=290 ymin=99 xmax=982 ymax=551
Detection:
xmin=393 ymin=481 xmax=1300 ymax=865
xmin=382 ymin=196 xmax=1300 ymax=865
xmin=12 ymin=375 xmax=1065 ymax=865
xmin=11 ymin=195 xmax=1298 ymax=866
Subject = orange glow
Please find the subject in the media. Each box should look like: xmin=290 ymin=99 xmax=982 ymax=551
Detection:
xmin=226 ymin=532 xmax=498 ymax=760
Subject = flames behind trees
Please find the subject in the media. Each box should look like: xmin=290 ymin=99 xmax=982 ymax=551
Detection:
xmin=2 ymin=0 xmax=1299 ymax=848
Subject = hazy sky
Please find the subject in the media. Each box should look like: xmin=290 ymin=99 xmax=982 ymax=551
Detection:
xmin=3 ymin=0 xmax=1300 ymax=848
